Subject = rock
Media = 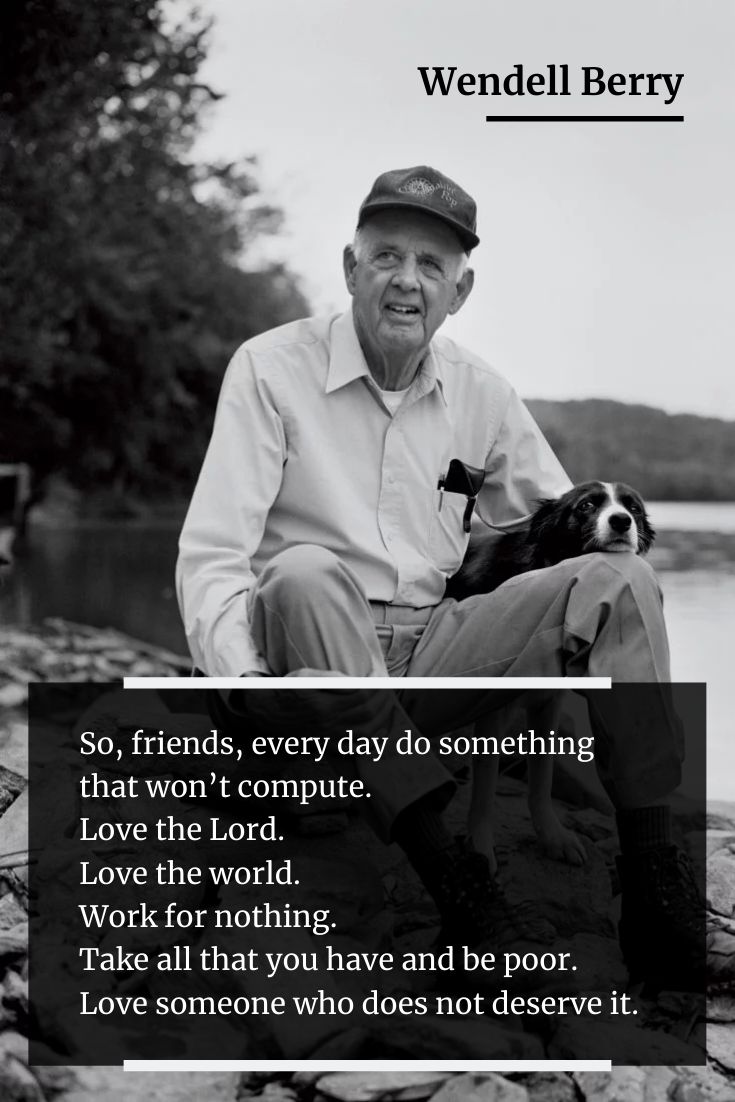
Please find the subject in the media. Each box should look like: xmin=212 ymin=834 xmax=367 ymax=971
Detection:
xmin=0 ymin=922 xmax=27 ymax=958
xmin=0 ymin=765 xmax=25 ymax=817
xmin=512 ymin=1073 xmax=576 ymax=1102
xmin=0 ymin=685 xmax=26 ymax=709
xmin=0 ymin=893 xmax=26 ymax=930
xmin=0 ymin=1050 xmax=42 ymax=1101
xmin=430 ymin=1073 xmax=528 ymax=1102
xmin=670 ymin=1066 xmax=735 ymax=1101
xmin=572 ymin=1068 xmax=647 ymax=1102
xmin=0 ymin=1031 xmax=27 ymax=1063
xmin=701 ymin=831 xmax=735 ymax=859
xmin=708 ymin=1022 xmax=735 ymax=1073
xmin=30 ymin=1065 xmax=78 ymax=1097
xmin=260 ymin=1085 xmax=297 ymax=1102
xmin=707 ymin=914 xmax=735 ymax=985
xmin=0 ymin=722 xmax=28 ymax=779
xmin=291 ymin=1072 xmax=326 ymax=1087
xmin=2 ymin=969 xmax=29 ymax=1023
xmin=707 ymin=992 xmax=735 ymax=1021
xmin=316 ymin=1072 xmax=455 ymax=1102
xmin=707 ymin=802 xmax=735 ymax=830
xmin=707 ymin=855 xmax=735 ymax=917
xmin=57 ymin=1066 xmax=240 ymax=1101
xmin=641 ymin=1067 xmax=679 ymax=1100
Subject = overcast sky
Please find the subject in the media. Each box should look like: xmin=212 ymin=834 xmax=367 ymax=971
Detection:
xmin=191 ymin=0 xmax=733 ymax=419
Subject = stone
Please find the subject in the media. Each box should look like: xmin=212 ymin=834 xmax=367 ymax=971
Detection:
xmin=707 ymin=854 xmax=735 ymax=917
xmin=0 ymin=722 xmax=28 ymax=780
xmin=430 ymin=1074 xmax=528 ymax=1102
xmin=512 ymin=1073 xmax=575 ymax=1102
xmin=0 ymin=922 xmax=27 ymax=959
xmin=0 ymin=1053 xmax=42 ymax=1102
xmin=572 ymin=1068 xmax=647 ymax=1102
xmin=316 ymin=1072 xmax=455 ymax=1102
xmin=707 ymin=914 xmax=735 ymax=985
xmin=701 ymin=830 xmax=735 ymax=860
xmin=708 ymin=1022 xmax=735 ymax=1073
xmin=670 ymin=1066 xmax=735 ymax=1101
xmin=707 ymin=993 xmax=735 ymax=1021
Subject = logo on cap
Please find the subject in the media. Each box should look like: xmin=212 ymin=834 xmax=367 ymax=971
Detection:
xmin=398 ymin=176 xmax=458 ymax=208
xmin=398 ymin=177 xmax=436 ymax=198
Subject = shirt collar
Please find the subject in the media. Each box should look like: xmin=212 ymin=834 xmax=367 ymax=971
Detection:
xmin=326 ymin=309 xmax=447 ymax=405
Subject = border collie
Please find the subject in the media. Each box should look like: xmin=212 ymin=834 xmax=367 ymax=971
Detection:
xmin=446 ymin=480 xmax=655 ymax=875
xmin=446 ymin=480 xmax=655 ymax=600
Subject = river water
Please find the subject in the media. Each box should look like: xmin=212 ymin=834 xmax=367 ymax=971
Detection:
xmin=2 ymin=501 xmax=734 ymax=797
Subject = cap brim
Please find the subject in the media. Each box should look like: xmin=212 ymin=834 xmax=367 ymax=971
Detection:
xmin=358 ymin=198 xmax=479 ymax=251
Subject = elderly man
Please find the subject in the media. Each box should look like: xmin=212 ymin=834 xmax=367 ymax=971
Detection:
xmin=177 ymin=166 xmax=700 ymax=990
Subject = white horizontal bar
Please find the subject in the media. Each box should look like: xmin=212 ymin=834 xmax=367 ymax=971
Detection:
xmin=124 ymin=676 xmax=610 ymax=691
xmin=124 ymin=1059 xmax=612 ymax=1072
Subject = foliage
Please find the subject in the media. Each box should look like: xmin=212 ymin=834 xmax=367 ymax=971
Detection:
xmin=528 ymin=399 xmax=735 ymax=501
xmin=0 ymin=0 xmax=309 ymax=505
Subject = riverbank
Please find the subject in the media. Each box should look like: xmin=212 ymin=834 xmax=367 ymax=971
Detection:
xmin=0 ymin=621 xmax=734 ymax=1099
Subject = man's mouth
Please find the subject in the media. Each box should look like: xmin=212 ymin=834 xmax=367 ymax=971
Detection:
xmin=385 ymin=304 xmax=421 ymax=317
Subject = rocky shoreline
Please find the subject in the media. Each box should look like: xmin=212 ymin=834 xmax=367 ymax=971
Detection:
xmin=1 ymin=619 xmax=734 ymax=1100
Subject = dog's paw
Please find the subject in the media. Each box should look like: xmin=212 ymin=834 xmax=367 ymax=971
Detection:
xmin=467 ymin=824 xmax=498 ymax=877
xmin=532 ymin=810 xmax=587 ymax=867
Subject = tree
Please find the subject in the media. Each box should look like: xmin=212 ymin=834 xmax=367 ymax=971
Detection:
xmin=0 ymin=0 xmax=309 ymax=507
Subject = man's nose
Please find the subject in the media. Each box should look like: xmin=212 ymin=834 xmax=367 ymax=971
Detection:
xmin=391 ymin=255 xmax=421 ymax=290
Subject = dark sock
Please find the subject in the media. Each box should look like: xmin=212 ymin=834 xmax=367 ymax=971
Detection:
xmin=616 ymin=805 xmax=672 ymax=856
xmin=392 ymin=797 xmax=457 ymax=886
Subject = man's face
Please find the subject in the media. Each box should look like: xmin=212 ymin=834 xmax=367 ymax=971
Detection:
xmin=343 ymin=210 xmax=474 ymax=371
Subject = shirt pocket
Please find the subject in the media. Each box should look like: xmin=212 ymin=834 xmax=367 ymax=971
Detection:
xmin=428 ymin=490 xmax=470 ymax=573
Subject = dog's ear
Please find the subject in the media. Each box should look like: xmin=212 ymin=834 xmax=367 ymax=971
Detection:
xmin=637 ymin=516 xmax=656 ymax=555
xmin=528 ymin=498 xmax=569 ymax=566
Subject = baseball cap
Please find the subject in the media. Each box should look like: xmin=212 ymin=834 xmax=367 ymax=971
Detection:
xmin=357 ymin=165 xmax=480 ymax=251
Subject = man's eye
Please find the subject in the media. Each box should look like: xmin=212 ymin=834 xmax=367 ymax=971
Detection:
xmin=374 ymin=251 xmax=398 ymax=264
xmin=420 ymin=258 xmax=443 ymax=274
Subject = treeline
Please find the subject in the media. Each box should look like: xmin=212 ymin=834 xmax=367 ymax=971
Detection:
xmin=528 ymin=399 xmax=735 ymax=501
xmin=0 ymin=0 xmax=309 ymax=512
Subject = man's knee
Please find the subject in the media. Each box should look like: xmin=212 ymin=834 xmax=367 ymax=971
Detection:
xmin=577 ymin=551 xmax=660 ymax=596
xmin=256 ymin=544 xmax=350 ymax=612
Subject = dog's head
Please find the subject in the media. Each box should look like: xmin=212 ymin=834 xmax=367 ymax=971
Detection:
xmin=530 ymin=481 xmax=655 ymax=566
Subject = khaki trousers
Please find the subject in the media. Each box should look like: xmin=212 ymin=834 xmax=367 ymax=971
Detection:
xmin=247 ymin=546 xmax=681 ymax=839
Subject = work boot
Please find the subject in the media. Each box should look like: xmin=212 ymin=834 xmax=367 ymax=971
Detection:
xmin=616 ymin=845 xmax=705 ymax=993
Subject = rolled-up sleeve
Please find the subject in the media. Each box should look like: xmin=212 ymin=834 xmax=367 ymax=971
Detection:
xmin=176 ymin=347 xmax=286 ymax=675
xmin=477 ymin=388 xmax=571 ymax=528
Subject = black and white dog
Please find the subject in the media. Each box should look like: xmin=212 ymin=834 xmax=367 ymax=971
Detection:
xmin=447 ymin=480 xmax=655 ymax=599
xmin=447 ymin=480 xmax=656 ymax=874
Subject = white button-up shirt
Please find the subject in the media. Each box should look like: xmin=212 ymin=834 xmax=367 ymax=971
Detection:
xmin=176 ymin=310 xmax=570 ymax=675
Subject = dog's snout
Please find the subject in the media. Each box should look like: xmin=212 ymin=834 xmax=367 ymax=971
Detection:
xmin=609 ymin=512 xmax=632 ymax=533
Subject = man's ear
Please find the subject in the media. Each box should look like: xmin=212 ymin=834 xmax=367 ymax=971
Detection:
xmin=448 ymin=266 xmax=474 ymax=315
xmin=343 ymin=245 xmax=358 ymax=295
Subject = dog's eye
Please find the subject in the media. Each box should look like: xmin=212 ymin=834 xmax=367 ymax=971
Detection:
xmin=577 ymin=501 xmax=596 ymax=514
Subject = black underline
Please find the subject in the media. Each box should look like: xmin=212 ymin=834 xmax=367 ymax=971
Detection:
xmin=485 ymin=115 xmax=684 ymax=122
